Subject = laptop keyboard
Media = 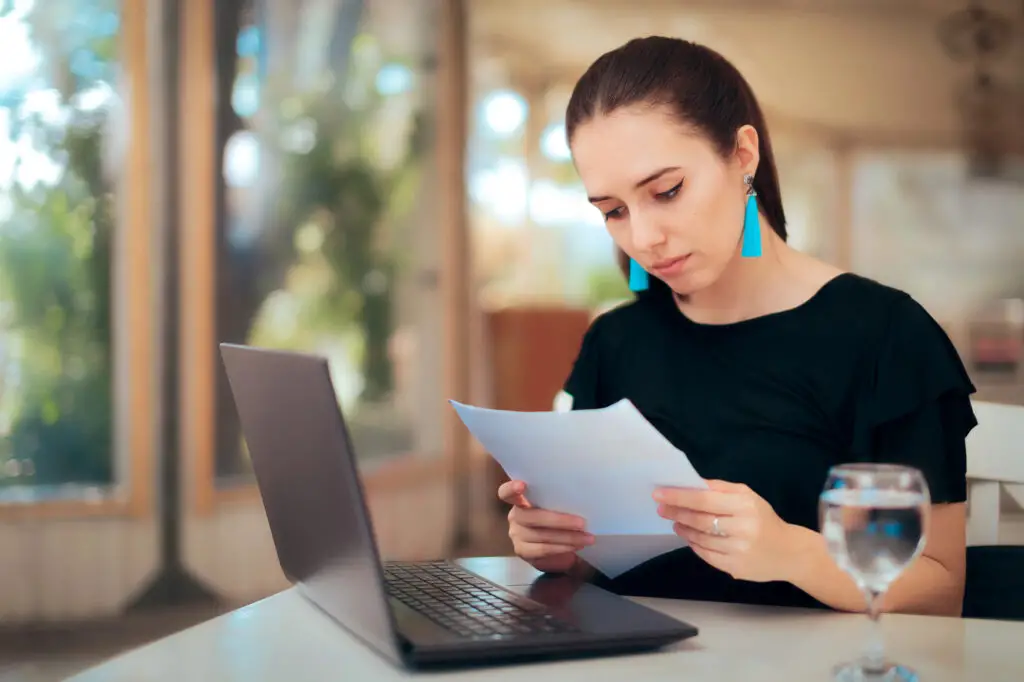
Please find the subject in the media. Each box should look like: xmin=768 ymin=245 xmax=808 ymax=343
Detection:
xmin=383 ymin=561 xmax=579 ymax=640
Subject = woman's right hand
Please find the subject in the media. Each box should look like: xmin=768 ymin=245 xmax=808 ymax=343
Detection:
xmin=498 ymin=480 xmax=594 ymax=574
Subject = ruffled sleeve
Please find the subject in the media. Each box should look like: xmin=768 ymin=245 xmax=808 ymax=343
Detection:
xmin=850 ymin=294 xmax=977 ymax=504
xmin=563 ymin=314 xmax=606 ymax=411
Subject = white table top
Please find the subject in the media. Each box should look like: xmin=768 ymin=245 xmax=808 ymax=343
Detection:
xmin=70 ymin=557 xmax=1023 ymax=682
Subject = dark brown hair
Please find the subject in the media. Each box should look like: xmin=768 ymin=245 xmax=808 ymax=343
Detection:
xmin=566 ymin=36 xmax=786 ymax=294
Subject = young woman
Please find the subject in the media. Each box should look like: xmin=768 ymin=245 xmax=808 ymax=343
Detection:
xmin=498 ymin=36 xmax=975 ymax=617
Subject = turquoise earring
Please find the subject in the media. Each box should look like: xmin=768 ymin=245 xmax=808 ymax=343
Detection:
xmin=628 ymin=258 xmax=649 ymax=292
xmin=741 ymin=173 xmax=762 ymax=258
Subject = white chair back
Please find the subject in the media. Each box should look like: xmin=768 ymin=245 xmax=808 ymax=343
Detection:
xmin=966 ymin=400 xmax=1024 ymax=545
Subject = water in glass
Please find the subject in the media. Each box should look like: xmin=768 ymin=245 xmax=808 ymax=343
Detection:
xmin=819 ymin=464 xmax=930 ymax=682
xmin=821 ymin=488 xmax=927 ymax=594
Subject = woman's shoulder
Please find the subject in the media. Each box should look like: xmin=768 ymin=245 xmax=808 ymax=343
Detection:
xmin=838 ymin=274 xmax=977 ymax=438
xmin=795 ymin=271 xmax=971 ymax=398
xmin=821 ymin=271 xmax=914 ymax=309
xmin=578 ymin=293 xmax=687 ymax=360
xmin=583 ymin=294 xmax=665 ymax=337
xmin=816 ymin=272 xmax=940 ymax=335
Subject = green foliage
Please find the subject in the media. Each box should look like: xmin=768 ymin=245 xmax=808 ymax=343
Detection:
xmin=584 ymin=264 xmax=632 ymax=309
xmin=258 ymin=36 xmax=426 ymax=403
xmin=0 ymin=1 xmax=118 ymax=488
xmin=0 ymin=115 xmax=113 ymax=487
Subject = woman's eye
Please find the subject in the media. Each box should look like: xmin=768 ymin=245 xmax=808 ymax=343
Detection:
xmin=656 ymin=181 xmax=683 ymax=200
xmin=604 ymin=207 xmax=625 ymax=220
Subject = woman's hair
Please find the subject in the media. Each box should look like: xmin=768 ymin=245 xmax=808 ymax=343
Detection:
xmin=565 ymin=36 xmax=786 ymax=296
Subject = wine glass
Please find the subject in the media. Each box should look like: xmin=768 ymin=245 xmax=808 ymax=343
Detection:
xmin=819 ymin=463 xmax=930 ymax=682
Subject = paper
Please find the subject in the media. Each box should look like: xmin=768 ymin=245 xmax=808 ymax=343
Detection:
xmin=577 ymin=534 xmax=689 ymax=580
xmin=449 ymin=398 xmax=707 ymax=578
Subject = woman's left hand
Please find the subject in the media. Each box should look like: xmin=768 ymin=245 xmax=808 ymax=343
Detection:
xmin=653 ymin=480 xmax=799 ymax=583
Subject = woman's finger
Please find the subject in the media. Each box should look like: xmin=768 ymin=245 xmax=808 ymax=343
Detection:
xmin=513 ymin=525 xmax=594 ymax=548
xmin=674 ymin=522 xmax=735 ymax=554
xmin=659 ymin=505 xmax=722 ymax=535
xmin=653 ymin=487 xmax=748 ymax=516
xmin=497 ymin=480 xmax=531 ymax=507
xmin=687 ymin=537 xmax=733 ymax=575
xmin=509 ymin=505 xmax=586 ymax=531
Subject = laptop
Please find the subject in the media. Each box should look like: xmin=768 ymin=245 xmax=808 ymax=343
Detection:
xmin=219 ymin=343 xmax=698 ymax=669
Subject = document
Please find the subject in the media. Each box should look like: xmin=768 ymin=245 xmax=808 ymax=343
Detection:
xmin=449 ymin=398 xmax=707 ymax=578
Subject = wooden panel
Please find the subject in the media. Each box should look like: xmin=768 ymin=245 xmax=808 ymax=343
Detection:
xmin=0 ymin=500 xmax=129 ymax=522
xmin=121 ymin=0 xmax=156 ymax=518
xmin=0 ymin=522 xmax=36 ymax=620
xmin=0 ymin=518 xmax=158 ymax=622
xmin=179 ymin=0 xmax=218 ymax=516
xmin=482 ymin=307 xmax=592 ymax=506
xmin=183 ymin=505 xmax=287 ymax=603
xmin=485 ymin=307 xmax=591 ymax=411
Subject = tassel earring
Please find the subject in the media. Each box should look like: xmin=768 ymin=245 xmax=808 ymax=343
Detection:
xmin=741 ymin=173 xmax=762 ymax=258
xmin=628 ymin=258 xmax=649 ymax=292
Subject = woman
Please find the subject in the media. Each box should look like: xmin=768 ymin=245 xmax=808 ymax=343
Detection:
xmin=498 ymin=36 xmax=975 ymax=617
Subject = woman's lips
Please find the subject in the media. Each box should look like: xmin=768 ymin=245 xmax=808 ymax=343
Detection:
xmin=649 ymin=254 xmax=690 ymax=277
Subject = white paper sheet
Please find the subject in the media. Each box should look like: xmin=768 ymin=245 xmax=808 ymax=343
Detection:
xmin=576 ymin=534 xmax=687 ymax=579
xmin=449 ymin=398 xmax=707 ymax=578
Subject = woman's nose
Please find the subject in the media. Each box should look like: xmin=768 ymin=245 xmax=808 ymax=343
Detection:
xmin=630 ymin=210 xmax=667 ymax=252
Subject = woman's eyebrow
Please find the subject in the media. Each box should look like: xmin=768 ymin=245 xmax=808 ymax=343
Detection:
xmin=587 ymin=166 xmax=681 ymax=203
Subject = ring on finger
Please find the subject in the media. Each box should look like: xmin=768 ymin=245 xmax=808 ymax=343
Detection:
xmin=711 ymin=515 xmax=727 ymax=537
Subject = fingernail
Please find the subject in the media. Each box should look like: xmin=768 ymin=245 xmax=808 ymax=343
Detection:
xmin=652 ymin=490 xmax=664 ymax=501
xmin=583 ymin=534 xmax=595 ymax=545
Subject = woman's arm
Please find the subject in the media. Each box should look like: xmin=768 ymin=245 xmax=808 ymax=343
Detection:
xmin=783 ymin=502 xmax=966 ymax=616
xmin=659 ymin=483 xmax=967 ymax=616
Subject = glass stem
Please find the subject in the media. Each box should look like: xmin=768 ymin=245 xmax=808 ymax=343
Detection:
xmin=863 ymin=588 xmax=885 ymax=672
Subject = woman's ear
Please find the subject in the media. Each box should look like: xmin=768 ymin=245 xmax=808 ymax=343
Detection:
xmin=735 ymin=124 xmax=760 ymax=177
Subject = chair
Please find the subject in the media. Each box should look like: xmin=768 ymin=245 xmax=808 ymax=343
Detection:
xmin=965 ymin=400 xmax=1024 ymax=545
xmin=963 ymin=400 xmax=1024 ymax=620
xmin=963 ymin=545 xmax=1024 ymax=620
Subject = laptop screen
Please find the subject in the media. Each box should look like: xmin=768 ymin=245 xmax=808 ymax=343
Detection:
xmin=220 ymin=344 xmax=402 ymax=663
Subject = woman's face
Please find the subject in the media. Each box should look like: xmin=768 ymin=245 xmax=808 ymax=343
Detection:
xmin=571 ymin=105 xmax=758 ymax=296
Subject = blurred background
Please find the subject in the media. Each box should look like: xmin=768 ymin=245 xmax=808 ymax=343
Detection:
xmin=0 ymin=0 xmax=1021 ymax=678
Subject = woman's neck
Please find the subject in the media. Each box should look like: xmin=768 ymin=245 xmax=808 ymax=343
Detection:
xmin=674 ymin=223 xmax=804 ymax=325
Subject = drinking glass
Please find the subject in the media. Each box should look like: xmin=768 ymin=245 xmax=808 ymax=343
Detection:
xmin=819 ymin=463 xmax=930 ymax=682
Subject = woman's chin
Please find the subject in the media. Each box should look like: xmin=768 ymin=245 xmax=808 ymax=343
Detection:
xmin=661 ymin=270 xmax=709 ymax=298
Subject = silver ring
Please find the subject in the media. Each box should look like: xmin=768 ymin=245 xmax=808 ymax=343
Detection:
xmin=712 ymin=516 xmax=725 ymax=537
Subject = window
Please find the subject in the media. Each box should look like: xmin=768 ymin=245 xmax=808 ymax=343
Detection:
xmin=0 ymin=0 xmax=127 ymax=501
xmin=773 ymin=143 xmax=840 ymax=261
xmin=468 ymin=85 xmax=627 ymax=311
xmin=195 ymin=0 xmax=442 ymax=488
xmin=851 ymin=151 xmax=1024 ymax=393
xmin=852 ymin=152 xmax=1024 ymax=318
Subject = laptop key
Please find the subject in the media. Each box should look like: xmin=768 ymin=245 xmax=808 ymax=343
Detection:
xmin=384 ymin=562 xmax=578 ymax=638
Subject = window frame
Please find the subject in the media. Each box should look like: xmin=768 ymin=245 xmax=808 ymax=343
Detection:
xmin=179 ymin=0 xmax=221 ymax=515
xmin=181 ymin=0 xmax=473 ymax=517
xmin=0 ymin=0 xmax=157 ymax=521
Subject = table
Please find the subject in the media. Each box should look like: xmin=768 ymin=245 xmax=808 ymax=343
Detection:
xmin=70 ymin=556 xmax=1023 ymax=681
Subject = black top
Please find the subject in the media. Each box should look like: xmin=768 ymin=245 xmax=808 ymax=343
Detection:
xmin=564 ymin=273 xmax=977 ymax=610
